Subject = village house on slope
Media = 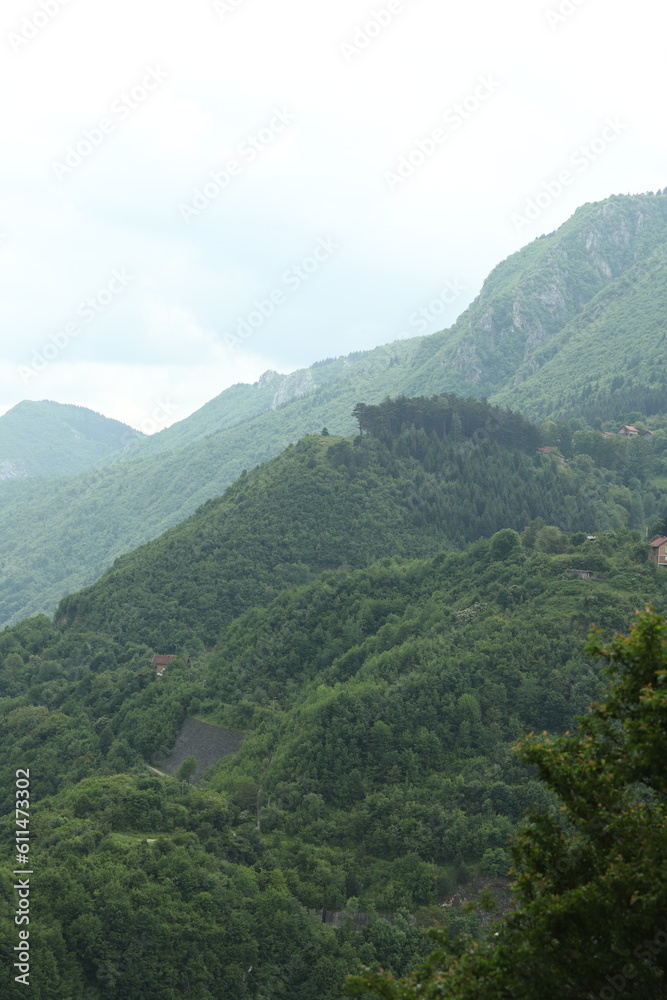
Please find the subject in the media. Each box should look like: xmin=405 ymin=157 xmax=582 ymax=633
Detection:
xmin=618 ymin=425 xmax=653 ymax=438
xmin=649 ymin=536 xmax=667 ymax=567
xmin=152 ymin=654 xmax=175 ymax=676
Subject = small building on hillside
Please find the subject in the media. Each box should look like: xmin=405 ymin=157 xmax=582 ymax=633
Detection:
xmin=618 ymin=425 xmax=653 ymax=438
xmin=566 ymin=569 xmax=595 ymax=580
xmin=649 ymin=536 xmax=667 ymax=567
xmin=152 ymin=654 xmax=175 ymax=676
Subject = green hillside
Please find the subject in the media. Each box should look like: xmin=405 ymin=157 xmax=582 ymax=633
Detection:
xmin=408 ymin=192 xmax=667 ymax=399
xmin=2 ymin=193 xmax=667 ymax=630
xmin=493 ymin=241 xmax=667 ymax=420
xmin=55 ymin=396 xmax=598 ymax=648
xmin=0 ymin=518 xmax=664 ymax=996
xmin=2 ymin=191 xmax=667 ymax=998
xmin=203 ymin=530 xmax=663 ymax=906
xmin=101 ymin=342 xmax=428 ymax=468
xmin=0 ymin=340 xmax=428 ymax=629
xmin=0 ymin=400 xmax=142 ymax=480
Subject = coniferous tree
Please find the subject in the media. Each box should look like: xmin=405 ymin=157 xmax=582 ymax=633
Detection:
xmin=345 ymin=607 xmax=667 ymax=1000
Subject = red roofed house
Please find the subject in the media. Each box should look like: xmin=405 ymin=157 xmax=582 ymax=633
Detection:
xmin=152 ymin=654 xmax=175 ymax=676
xmin=649 ymin=537 xmax=667 ymax=567
xmin=619 ymin=426 xmax=654 ymax=438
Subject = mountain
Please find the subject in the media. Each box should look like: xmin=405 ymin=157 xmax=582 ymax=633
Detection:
xmin=124 ymin=192 xmax=667 ymax=461
xmin=0 ymin=507 xmax=663 ymax=995
xmin=492 ymin=240 xmax=667 ymax=420
xmin=3 ymin=190 xmax=667 ymax=997
xmin=2 ymin=192 xmax=667 ymax=629
xmin=55 ymin=395 xmax=594 ymax=648
xmin=114 ymin=192 xmax=667 ymax=463
xmin=0 ymin=339 xmax=428 ymax=629
xmin=403 ymin=192 xmax=667 ymax=400
xmin=0 ymin=400 xmax=142 ymax=480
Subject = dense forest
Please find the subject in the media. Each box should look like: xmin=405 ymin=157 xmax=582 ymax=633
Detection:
xmin=2 ymin=191 xmax=667 ymax=996
xmin=54 ymin=396 xmax=599 ymax=649
xmin=346 ymin=607 xmax=667 ymax=998
xmin=0 ymin=528 xmax=664 ymax=996
xmin=2 ymin=193 xmax=667 ymax=631
xmin=1 ymin=386 xmax=667 ymax=995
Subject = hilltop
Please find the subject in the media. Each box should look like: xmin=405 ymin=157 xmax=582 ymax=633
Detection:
xmin=1 ymin=192 xmax=667 ymax=628
xmin=55 ymin=395 xmax=592 ymax=648
xmin=0 ymin=400 xmax=141 ymax=480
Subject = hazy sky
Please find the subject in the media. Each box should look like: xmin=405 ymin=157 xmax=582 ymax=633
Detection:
xmin=1 ymin=0 xmax=665 ymax=432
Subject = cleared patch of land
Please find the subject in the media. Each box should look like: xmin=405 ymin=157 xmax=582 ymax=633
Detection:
xmin=157 ymin=716 xmax=245 ymax=782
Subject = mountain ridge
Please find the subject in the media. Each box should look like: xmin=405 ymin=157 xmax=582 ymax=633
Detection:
xmin=0 ymin=399 xmax=142 ymax=480
xmin=1 ymin=192 xmax=667 ymax=628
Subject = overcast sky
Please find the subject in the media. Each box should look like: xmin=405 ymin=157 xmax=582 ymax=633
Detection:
xmin=0 ymin=0 xmax=665 ymax=432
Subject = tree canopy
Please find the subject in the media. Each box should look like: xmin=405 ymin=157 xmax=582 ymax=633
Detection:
xmin=346 ymin=607 xmax=667 ymax=999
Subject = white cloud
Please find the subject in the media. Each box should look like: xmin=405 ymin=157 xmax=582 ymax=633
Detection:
xmin=1 ymin=350 xmax=287 ymax=432
xmin=0 ymin=0 xmax=665 ymax=428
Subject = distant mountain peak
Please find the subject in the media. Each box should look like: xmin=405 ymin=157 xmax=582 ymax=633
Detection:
xmin=257 ymin=369 xmax=282 ymax=388
xmin=0 ymin=399 xmax=142 ymax=479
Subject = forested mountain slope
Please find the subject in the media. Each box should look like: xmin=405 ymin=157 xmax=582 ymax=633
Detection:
xmin=495 ymin=240 xmax=667 ymax=420
xmin=204 ymin=529 xmax=663 ymax=906
xmin=116 ymin=192 xmax=667 ymax=463
xmin=125 ymin=191 xmax=667 ymax=460
xmin=0 ymin=400 xmax=141 ymax=480
xmin=56 ymin=396 xmax=594 ymax=648
xmin=116 ymin=345 xmax=423 ymax=461
xmin=0 ymin=341 xmax=427 ymax=629
xmin=2 ymin=193 xmax=667 ymax=629
xmin=406 ymin=192 xmax=667 ymax=399
xmin=0 ymin=523 xmax=664 ymax=997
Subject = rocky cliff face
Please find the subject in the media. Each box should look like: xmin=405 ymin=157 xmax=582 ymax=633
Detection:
xmin=271 ymin=369 xmax=316 ymax=409
xmin=405 ymin=194 xmax=667 ymax=399
xmin=0 ymin=459 xmax=26 ymax=481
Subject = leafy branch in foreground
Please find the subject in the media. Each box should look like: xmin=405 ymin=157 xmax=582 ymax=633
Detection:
xmin=346 ymin=607 xmax=667 ymax=999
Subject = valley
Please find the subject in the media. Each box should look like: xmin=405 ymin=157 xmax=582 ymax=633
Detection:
xmin=1 ymin=193 xmax=667 ymax=997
